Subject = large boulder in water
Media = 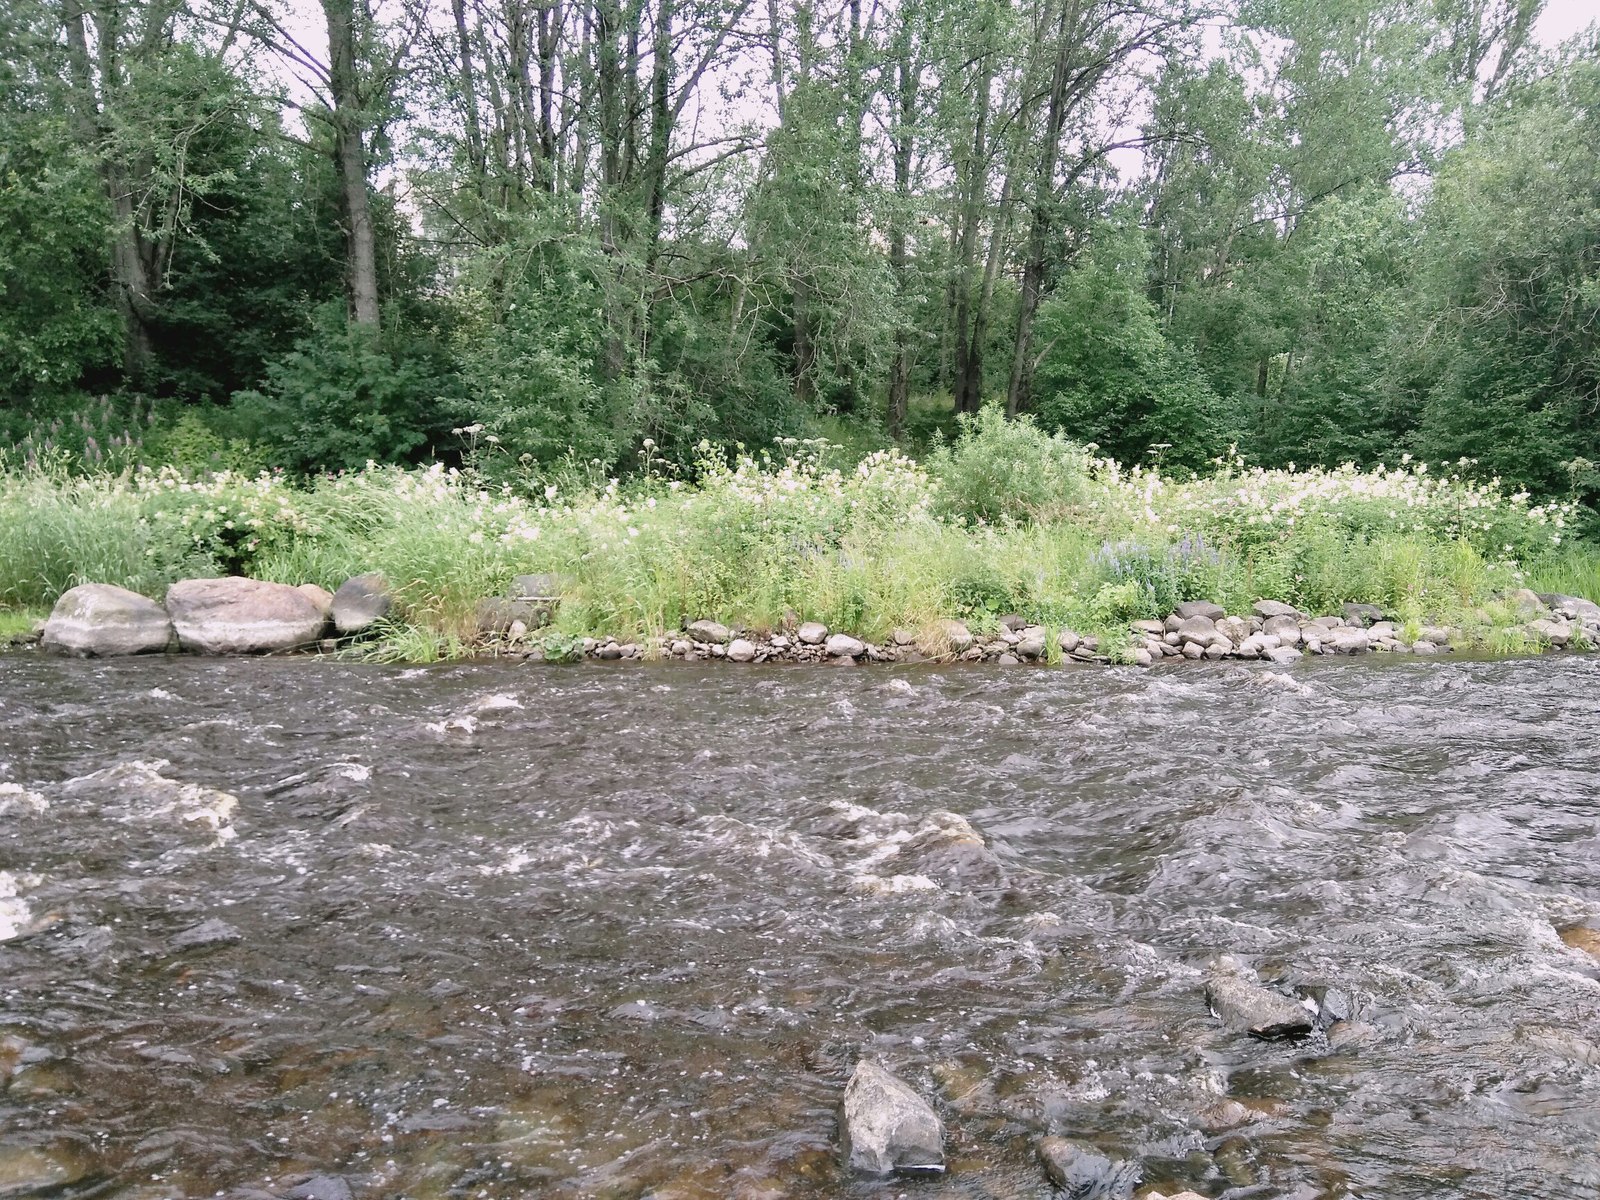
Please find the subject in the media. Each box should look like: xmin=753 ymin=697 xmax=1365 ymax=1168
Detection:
xmin=41 ymin=583 xmax=173 ymax=656
xmin=166 ymin=577 xmax=325 ymax=654
xmin=1035 ymin=1137 xmax=1142 ymax=1197
xmin=840 ymin=1059 xmax=944 ymax=1174
xmin=1204 ymin=955 xmax=1314 ymax=1040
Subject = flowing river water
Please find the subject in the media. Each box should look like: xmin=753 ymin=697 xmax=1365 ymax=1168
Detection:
xmin=2 ymin=653 xmax=1599 ymax=1199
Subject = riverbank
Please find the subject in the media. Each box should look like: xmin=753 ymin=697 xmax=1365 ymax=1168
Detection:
xmin=3 ymin=422 xmax=1597 ymax=663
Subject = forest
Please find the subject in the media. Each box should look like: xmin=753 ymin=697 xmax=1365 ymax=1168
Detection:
xmin=1 ymin=0 xmax=1595 ymax=503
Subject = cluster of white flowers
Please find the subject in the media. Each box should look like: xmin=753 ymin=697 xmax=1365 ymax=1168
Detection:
xmin=1082 ymin=453 xmax=1578 ymax=559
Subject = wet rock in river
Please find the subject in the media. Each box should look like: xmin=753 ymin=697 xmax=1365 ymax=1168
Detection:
xmin=170 ymin=917 xmax=242 ymax=951
xmin=884 ymin=812 xmax=1009 ymax=892
xmin=282 ymin=1175 xmax=356 ymax=1200
xmin=1035 ymin=1136 xmax=1141 ymax=1198
xmin=41 ymin=582 xmax=173 ymax=657
xmin=1204 ymin=955 xmax=1314 ymax=1040
xmin=0 ymin=1143 xmax=90 ymax=1195
xmin=1558 ymin=925 xmax=1600 ymax=962
xmin=166 ymin=577 xmax=325 ymax=654
xmin=331 ymin=573 xmax=391 ymax=635
xmin=840 ymin=1059 xmax=944 ymax=1175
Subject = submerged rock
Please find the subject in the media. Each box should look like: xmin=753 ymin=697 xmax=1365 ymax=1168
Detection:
xmin=167 ymin=577 xmax=325 ymax=654
xmin=331 ymin=574 xmax=391 ymax=635
xmin=1204 ymin=955 xmax=1314 ymax=1040
xmin=883 ymin=812 xmax=1009 ymax=892
xmin=42 ymin=583 xmax=173 ymax=657
xmin=282 ymin=1175 xmax=356 ymax=1200
xmin=170 ymin=918 xmax=243 ymax=951
xmin=841 ymin=1059 xmax=943 ymax=1175
xmin=1035 ymin=1136 xmax=1141 ymax=1198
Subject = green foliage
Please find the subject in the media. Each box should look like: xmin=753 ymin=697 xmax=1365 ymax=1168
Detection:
xmin=1032 ymin=221 xmax=1239 ymax=470
xmin=0 ymin=119 xmax=119 ymax=395
xmin=926 ymin=405 xmax=1090 ymax=524
xmin=232 ymin=303 xmax=459 ymax=474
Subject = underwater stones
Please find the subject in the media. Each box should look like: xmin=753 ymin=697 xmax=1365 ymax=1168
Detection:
xmin=167 ymin=577 xmax=325 ymax=654
xmin=1035 ymin=1137 xmax=1141 ymax=1198
xmin=281 ymin=1175 xmax=356 ymax=1200
xmin=331 ymin=573 xmax=392 ymax=636
xmin=1204 ymin=955 xmax=1314 ymax=1041
xmin=840 ymin=1059 xmax=944 ymax=1175
xmin=170 ymin=918 xmax=243 ymax=951
xmin=41 ymin=583 xmax=173 ymax=657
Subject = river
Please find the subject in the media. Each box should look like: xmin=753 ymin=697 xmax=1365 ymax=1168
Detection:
xmin=2 ymin=653 xmax=1599 ymax=1199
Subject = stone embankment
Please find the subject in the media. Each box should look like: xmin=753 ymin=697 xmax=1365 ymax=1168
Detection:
xmin=527 ymin=590 xmax=1600 ymax=666
xmin=22 ymin=570 xmax=1600 ymax=664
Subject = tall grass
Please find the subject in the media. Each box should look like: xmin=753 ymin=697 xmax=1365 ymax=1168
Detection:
xmin=2 ymin=415 xmax=1595 ymax=660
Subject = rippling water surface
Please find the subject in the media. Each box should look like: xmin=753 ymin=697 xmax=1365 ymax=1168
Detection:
xmin=2 ymin=653 xmax=1599 ymax=1199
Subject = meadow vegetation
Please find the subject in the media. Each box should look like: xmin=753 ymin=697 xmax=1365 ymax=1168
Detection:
xmin=2 ymin=409 xmax=1592 ymax=662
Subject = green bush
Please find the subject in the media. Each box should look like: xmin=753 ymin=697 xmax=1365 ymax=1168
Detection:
xmin=926 ymin=404 xmax=1089 ymax=525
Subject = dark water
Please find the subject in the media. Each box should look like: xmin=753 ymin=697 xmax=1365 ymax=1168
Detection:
xmin=2 ymin=653 xmax=1600 ymax=1200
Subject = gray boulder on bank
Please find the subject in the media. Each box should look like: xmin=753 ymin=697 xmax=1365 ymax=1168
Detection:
xmin=797 ymin=620 xmax=829 ymax=645
xmin=840 ymin=1059 xmax=944 ymax=1174
xmin=826 ymin=632 xmax=867 ymax=658
xmin=166 ymin=577 xmax=326 ymax=655
xmin=331 ymin=574 xmax=392 ymax=635
xmin=1204 ymin=955 xmax=1314 ymax=1040
xmin=296 ymin=583 xmax=334 ymax=618
xmin=686 ymin=619 xmax=732 ymax=644
xmin=41 ymin=583 xmax=173 ymax=656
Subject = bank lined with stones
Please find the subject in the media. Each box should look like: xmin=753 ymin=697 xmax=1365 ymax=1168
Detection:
xmin=22 ymin=571 xmax=1600 ymax=666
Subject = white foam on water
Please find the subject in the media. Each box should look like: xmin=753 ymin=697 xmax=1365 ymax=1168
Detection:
xmin=0 ymin=782 xmax=48 ymax=814
xmin=850 ymin=873 xmax=938 ymax=895
xmin=0 ymin=871 xmax=41 ymax=942
xmin=60 ymin=760 xmax=238 ymax=846
xmin=425 ymin=714 xmax=479 ymax=736
xmin=474 ymin=692 xmax=524 ymax=712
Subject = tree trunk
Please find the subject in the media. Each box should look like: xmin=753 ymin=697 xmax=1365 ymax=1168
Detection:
xmin=950 ymin=50 xmax=992 ymax=415
xmin=1006 ymin=0 xmax=1076 ymax=417
xmin=322 ymin=0 xmax=380 ymax=328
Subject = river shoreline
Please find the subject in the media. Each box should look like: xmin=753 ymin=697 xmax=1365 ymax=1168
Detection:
xmin=11 ymin=584 xmax=1600 ymax=667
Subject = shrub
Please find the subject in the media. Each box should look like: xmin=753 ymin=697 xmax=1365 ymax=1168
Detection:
xmin=926 ymin=404 xmax=1089 ymax=525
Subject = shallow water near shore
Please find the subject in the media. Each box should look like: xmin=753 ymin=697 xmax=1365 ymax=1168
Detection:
xmin=2 ymin=653 xmax=1599 ymax=1199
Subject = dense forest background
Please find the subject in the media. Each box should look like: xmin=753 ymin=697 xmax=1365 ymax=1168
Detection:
xmin=1 ymin=0 xmax=1596 ymax=506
